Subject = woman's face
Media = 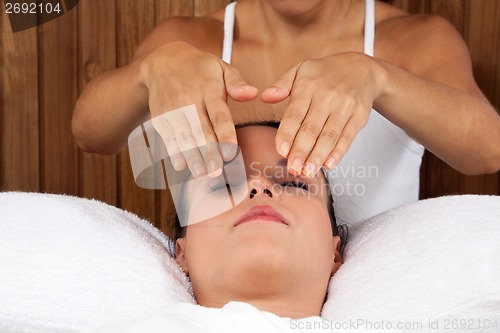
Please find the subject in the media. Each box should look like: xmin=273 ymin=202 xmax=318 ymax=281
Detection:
xmin=175 ymin=126 xmax=341 ymax=304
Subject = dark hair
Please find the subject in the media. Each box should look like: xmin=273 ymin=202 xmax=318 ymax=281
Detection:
xmin=173 ymin=121 xmax=347 ymax=253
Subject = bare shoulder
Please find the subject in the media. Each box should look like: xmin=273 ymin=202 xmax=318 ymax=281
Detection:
xmin=374 ymin=2 xmax=478 ymax=92
xmin=134 ymin=14 xmax=225 ymax=59
xmin=375 ymin=3 xmax=468 ymax=72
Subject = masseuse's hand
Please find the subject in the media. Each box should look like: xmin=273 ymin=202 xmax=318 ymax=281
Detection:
xmin=261 ymin=52 xmax=386 ymax=177
xmin=140 ymin=41 xmax=258 ymax=178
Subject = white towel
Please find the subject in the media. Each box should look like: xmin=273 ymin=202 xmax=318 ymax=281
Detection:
xmin=0 ymin=192 xmax=194 ymax=333
xmin=322 ymin=195 xmax=500 ymax=332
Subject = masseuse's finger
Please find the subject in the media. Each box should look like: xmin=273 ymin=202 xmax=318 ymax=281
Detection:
xmin=221 ymin=61 xmax=259 ymax=102
xmin=151 ymin=115 xmax=186 ymax=171
xmin=274 ymin=89 xmax=312 ymax=175
xmin=288 ymin=95 xmax=347 ymax=178
xmin=167 ymin=109 xmax=208 ymax=178
xmin=184 ymin=104 xmax=223 ymax=178
xmin=326 ymin=109 xmax=369 ymax=169
xmin=260 ymin=63 xmax=301 ymax=103
xmin=204 ymin=88 xmax=239 ymax=163
xmin=305 ymin=113 xmax=349 ymax=173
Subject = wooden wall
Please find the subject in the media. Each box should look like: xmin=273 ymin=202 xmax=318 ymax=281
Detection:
xmin=1 ymin=0 xmax=499 ymax=234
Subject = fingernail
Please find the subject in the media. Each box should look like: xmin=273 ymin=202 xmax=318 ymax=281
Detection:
xmin=303 ymin=162 xmax=317 ymax=178
xmin=221 ymin=143 xmax=236 ymax=161
xmin=265 ymin=87 xmax=278 ymax=95
xmin=291 ymin=158 xmax=303 ymax=175
xmin=208 ymin=160 xmax=222 ymax=178
xmin=235 ymin=85 xmax=251 ymax=91
xmin=193 ymin=162 xmax=206 ymax=178
xmin=325 ymin=157 xmax=337 ymax=169
xmin=279 ymin=142 xmax=290 ymax=157
xmin=171 ymin=156 xmax=183 ymax=170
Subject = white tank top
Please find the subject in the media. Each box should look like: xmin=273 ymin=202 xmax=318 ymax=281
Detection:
xmin=222 ymin=0 xmax=425 ymax=226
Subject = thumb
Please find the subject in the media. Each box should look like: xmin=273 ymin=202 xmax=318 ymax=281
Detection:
xmin=261 ymin=63 xmax=300 ymax=103
xmin=221 ymin=62 xmax=259 ymax=102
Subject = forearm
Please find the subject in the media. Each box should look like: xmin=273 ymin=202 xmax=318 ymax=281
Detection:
xmin=374 ymin=60 xmax=500 ymax=174
xmin=72 ymin=58 xmax=149 ymax=154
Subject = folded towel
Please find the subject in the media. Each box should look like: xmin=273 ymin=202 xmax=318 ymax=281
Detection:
xmin=322 ymin=195 xmax=500 ymax=332
xmin=0 ymin=192 xmax=194 ymax=333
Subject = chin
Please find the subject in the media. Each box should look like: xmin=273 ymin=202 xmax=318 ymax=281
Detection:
xmin=267 ymin=0 xmax=323 ymax=17
xmin=222 ymin=251 xmax=294 ymax=294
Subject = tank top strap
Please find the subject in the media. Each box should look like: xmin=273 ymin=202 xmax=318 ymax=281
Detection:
xmin=364 ymin=0 xmax=375 ymax=56
xmin=222 ymin=2 xmax=237 ymax=63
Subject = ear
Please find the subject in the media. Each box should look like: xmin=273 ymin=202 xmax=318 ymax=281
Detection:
xmin=175 ymin=238 xmax=189 ymax=275
xmin=331 ymin=235 xmax=343 ymax=276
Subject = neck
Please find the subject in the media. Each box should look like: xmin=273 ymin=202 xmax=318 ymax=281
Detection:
xmin=238 ymin=0 xmax=358 ymax=46
xmin=197 ymin=290 xmax=325 ymax=319
xmin=191 ymin=268 xmax=330 ymax=319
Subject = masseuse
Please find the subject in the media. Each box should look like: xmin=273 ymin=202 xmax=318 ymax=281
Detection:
xmin=72 ymin=0 xmax=500 ymax=223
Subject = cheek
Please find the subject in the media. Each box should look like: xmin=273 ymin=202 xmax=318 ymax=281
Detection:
xmin=183 ymin=217 xmax=230 ymax=274
xmin=287 ymin=195 xmax=332 ymax=230
xmin=288 ymin=197 xmax=334 ymax=247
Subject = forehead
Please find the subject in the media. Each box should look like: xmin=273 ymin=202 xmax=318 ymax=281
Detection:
xmin=236 ymin=126 xmax=279 ymax=160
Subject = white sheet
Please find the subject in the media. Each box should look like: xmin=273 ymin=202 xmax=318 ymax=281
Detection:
xmin=93 ymin=301 xmax=344 ymax=333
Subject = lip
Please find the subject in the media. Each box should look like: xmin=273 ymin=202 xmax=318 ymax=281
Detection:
xmin=235 ymin=205 xmax=288 ymax=226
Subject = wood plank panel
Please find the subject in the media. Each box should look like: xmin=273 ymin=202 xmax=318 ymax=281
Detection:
xmin=117 ymin=0 xmax=157 ymax=223
xmin=1 ymin=11 xmax=40 ymax=191
xmin=38 ymin=10 xmax=79 ymax=195
xmin=390 ymin=0 xmax=428 ymax=14
xmin=78 ymin=0 xmax=117 ymax=204
xmin=194 ymin=0 xmax=230 ymax=17
xmin=158 ymin=0 xmax=194 ymax=22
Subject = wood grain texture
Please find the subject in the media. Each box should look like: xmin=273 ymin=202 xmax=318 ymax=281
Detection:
xmin=390 ymin=0 xmax=428 ymax=14
xmin=1 ymin=10 xmax=40 ymax=191
xmin=78 ymin=0 xmax=117 ymax=204
xmin=194 ymin=0 xmax=230 ymax=16
xmin=160 ymin=0 xmax=194 ymax=21
xmin=117 ymin=0 xmax=157 ymax=224
xmin=38 ymin=10 xmax=79 ymax=195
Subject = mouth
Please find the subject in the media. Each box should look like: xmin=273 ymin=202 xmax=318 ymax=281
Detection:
xmin=235 ymin=205 xmax=288 ymax=226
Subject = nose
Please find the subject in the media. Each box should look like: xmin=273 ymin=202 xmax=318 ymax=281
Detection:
xmin=249 ymin=188 xmax=273 ymax=199
xmin=248 ymin=178 xmax=275 ymax=199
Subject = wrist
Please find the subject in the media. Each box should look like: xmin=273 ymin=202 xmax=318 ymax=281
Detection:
xmin=371 ymin=58 xmax=391 ymax=100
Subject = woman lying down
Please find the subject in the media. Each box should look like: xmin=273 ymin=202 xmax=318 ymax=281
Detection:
xmin=95 ymin=122 xmax=348 ymax=333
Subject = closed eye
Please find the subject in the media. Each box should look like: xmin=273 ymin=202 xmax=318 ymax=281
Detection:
xmin=208 ymin=183 xmax=230 ymax=192
xmin=208 ymin=182 xmax=245 ymax=193
xmin=280 ymin=181 xmax=309 ymax=191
